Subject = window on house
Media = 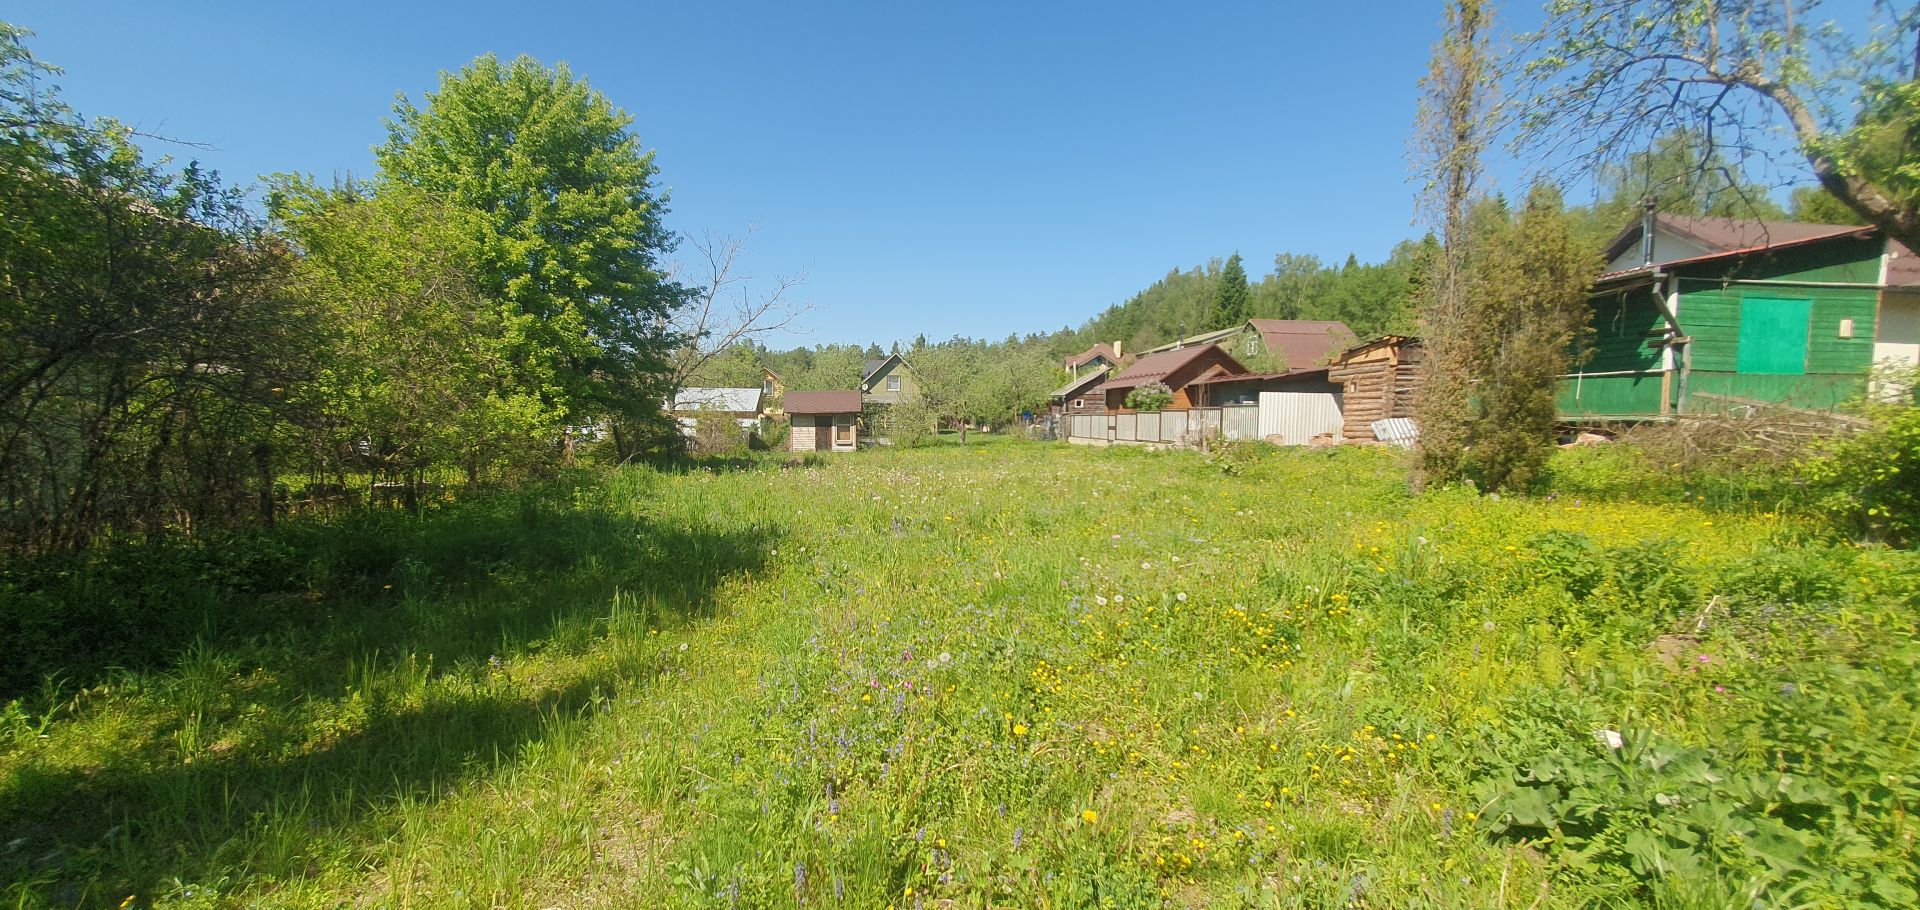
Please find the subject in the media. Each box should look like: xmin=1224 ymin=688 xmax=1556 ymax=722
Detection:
xmin=1073 ymin=399 xmax=1084 ymax=410
xmin=1244 ymin=335 xmax=1259 ymax=356
xmin=887 ymin=376 xmax=901 ymax=392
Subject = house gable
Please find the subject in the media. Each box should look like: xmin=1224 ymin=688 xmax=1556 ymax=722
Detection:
xmin=861 ymin=354 xmax=917 ymax=404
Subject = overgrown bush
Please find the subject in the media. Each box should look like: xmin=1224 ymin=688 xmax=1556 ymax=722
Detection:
xmin=1805 ymin=407 xmax=1920 ymax=546
xmin=1124 ymin=382 xmax=1172 ymax=412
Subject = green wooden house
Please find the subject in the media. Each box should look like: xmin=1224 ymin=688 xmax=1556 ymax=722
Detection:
xmin=1560 ymin=215 xmax=1920 ymax=419
xmin=860 ymin=354 xmax=918 ymax=406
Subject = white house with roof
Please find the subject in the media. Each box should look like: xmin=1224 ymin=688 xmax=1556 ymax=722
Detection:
xmin=668 ymin=387 xmax=765 ymax=437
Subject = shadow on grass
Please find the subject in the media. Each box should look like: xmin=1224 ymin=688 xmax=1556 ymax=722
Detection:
xmin=0 ymin=480 xmax=777 ymax=904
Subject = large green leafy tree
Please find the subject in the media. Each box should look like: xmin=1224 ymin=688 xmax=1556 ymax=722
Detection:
xmin=1522 ymin=1 xmax=1920 ymax=257
xmin=1207 ymin=253 xmax=1250 ymax=330
xmin=270 ymin=179 xmax=564 ymax=486
xmin=376 ymin=54 xmax=684 ymax=439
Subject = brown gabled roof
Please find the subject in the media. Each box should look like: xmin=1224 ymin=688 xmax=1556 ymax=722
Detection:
xmin=1066 ymin=343 xmax=1119 ymax=369
xmin=1599 ymin=214 xmax=1900 ymax=280
xmin=783 ymin=390 xmax=863 ymax=414
xmin=1247 ymin=319 xmax=1359 ymax=370
xmin=1096 ymin=344 xmax=1247 ymax=393
xmin=1603 ymin=215 xmax=1870 ymax=264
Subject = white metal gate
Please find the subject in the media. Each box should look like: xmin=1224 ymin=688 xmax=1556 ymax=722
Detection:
xmin=1257 ymin=392 xmax=1343 ymax=445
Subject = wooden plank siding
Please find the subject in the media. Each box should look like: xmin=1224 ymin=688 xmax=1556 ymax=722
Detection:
xmin=1562 ymin=233 xmax=1886 ymax=418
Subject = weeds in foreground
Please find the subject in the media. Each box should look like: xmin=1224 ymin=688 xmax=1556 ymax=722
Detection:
xmin=2 ymin=441 xmax=1914 ymax=908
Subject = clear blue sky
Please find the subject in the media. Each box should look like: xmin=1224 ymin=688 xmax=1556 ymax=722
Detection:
xmin=20 ymin=1 xmax=1500 ymax=347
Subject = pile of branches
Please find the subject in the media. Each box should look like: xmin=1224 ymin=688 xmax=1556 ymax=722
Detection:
xmin=1615 ymin=406 xmax=1871 ymax=471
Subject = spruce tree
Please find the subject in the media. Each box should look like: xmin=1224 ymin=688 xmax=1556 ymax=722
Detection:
xmin=1209 ymin=253 xmax=1251 ymax=331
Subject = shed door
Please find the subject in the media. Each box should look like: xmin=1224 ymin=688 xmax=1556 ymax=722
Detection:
xmin=1736 ymin=296 xmax=1811 ymax=375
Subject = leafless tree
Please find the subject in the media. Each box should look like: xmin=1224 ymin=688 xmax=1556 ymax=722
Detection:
xmin=663 ymin=227 xmax=811 ymax=399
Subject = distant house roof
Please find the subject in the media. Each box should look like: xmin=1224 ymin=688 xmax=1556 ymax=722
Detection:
xmin=1247 ymin=319 xmax=1359 ymax=369
xmin=1051 ymin=370 xmax=1109 ymax=400
xmin=1140 ymin=319 xmax=1357 ymax=367
xmin=1141 ymin=325 xmax=1244 ymax=354
xmin=1097 ymin=343 xmax=1247 ymax=393
xmin=1597 ymin=213 xmax=1907 ymax=285
xmin=671 ymin=387 xmax=763 ymax=414
xmin=1334 ymin=334 xmax=1421 ymax=362
xmin=1066 ymin=343 xmax=1120 ymax=370
xmin=1185 ymin=367 xmax=1330 ymax=386
xmin=783 ymin=390 xmax=864 ymax=414
xmin=862 ymin=354 xmax=911 ymax=383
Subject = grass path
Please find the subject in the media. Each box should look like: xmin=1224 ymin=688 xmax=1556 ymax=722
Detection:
xmin=3 ymin=439 xmax=1914 ymax=908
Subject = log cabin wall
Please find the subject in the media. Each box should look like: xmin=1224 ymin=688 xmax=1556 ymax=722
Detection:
xmin=1329 ymin=339 xmax=1425 ymax=442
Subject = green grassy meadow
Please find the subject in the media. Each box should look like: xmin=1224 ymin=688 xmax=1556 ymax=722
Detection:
xmin=3 ymin=438 xmax=1916 ymax=908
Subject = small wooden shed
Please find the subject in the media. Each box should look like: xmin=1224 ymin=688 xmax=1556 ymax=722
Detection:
xmin=1328 ymin=336 xmax=1424 ymax=442
xmin=784 ymin=390 xmax=862 ymax=453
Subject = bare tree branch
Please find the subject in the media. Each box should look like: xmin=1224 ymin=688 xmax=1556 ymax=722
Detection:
xmin=664 ymin=226 xmax=813 ymax=397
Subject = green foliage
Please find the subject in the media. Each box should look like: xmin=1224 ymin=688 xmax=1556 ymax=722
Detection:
xmin=1805 ymin=407 xmax=1920 ymax=546
xmin=1206 ymin=252 xmax=1250 ymax=330
xmin=1123 ymin=381 xmax=1173 ymax=412
xmin=1790 ymin=185 xmax=1870 ymax=225
xmin=1419 ymin=183 xmax=1599 ymax=493
xmin=0 ymin=25 xmax=307 ymax=551
xmin=271 ymin=180 xmax=564 ymax=483
xmin=377 ymin=53 xmax=684 ymax=431
xmin=4 ymin=442 xmax=1917 ymax=906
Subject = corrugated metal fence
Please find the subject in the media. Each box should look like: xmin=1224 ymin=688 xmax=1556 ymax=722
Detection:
xmin=1068 ymin=392 xmax=1342 ymax=447
xmin=1257 ymin=392 xmax=1343 ymax=445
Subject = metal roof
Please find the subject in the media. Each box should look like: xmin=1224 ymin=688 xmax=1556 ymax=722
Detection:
xmin=1599 ymin=214 xmax=1914 ymax=285
xmin=1246 ymin=319 xmax=1359 ymax=369
xmin=1066 ymin=343 xmax=1120 ymax=369
xmin=1051 ymin=370 xmax=1110 ymax=399
xmin=1096 ymin=344 xmax=1247 ymax=393
xmin=670 ymin=387 xmax=763 ymax=413
xmin=1184 ymin=367 xmax=1330 ymax=385
xmin=783 ymin=390 xmax=863 ymax=414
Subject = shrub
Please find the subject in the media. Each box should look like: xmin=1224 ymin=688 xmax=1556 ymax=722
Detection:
xmin=1124 ymin=382 xmax=1172 ymax=412
xmin=1804 ymin=407 xmax=1920 ymax=546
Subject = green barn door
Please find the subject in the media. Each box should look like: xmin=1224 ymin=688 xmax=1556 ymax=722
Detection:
xmin=1735 ymin=296 xmax=1812 ymax=375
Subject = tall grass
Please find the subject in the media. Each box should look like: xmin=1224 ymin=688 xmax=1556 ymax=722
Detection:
xmin=2 ymin=440 xmax=1913 ymax=908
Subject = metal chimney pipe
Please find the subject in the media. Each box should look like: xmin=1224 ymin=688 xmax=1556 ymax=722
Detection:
xmin=1641 ymin=195 xmax=1657 ymax=266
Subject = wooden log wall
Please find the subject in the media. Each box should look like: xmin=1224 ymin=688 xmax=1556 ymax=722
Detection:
xmin=1329 ymin=342 xmax=1425 ymax=442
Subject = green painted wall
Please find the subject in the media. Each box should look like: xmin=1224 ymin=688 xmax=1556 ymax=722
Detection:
xmin=1559 ymin=284 xmax=1669 ymax=418
xmin=1679 ymin=284 xmax=1878 ymax=376
xmin=1683 ymin=372 xmax=1866 ymax=412
xmin=1561 ymin=235 xmax=1883 ymax=419
xmin=1581 ymin=286 xmax=1667 ymax=373
xmin=862 ymin=358 xmax=919 ymax=405
xmin=1557 ymin=373 xmax=1666 ymax=417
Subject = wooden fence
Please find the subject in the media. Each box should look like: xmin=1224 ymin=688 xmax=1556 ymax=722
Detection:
xmin=1067 ymin=392 xmax=1343 ymax=448
xmin=1069 ymin=405 xmax=1259 ymax=446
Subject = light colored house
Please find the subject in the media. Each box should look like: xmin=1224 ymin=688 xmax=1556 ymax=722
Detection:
xmin=785 ymin=390 xmax=862 ymax=453
xmin=668 ymin=387 xmax=764 ymax=437
xmin=760 ymin=368 xmax=786 ymax=418
xmin=860 ymin=354 xmax=918 ymax=406
xmin=1328 ymin=335 xmax=1425 ymax=442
